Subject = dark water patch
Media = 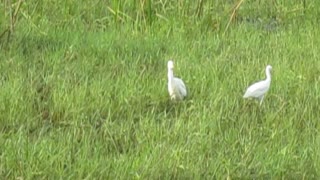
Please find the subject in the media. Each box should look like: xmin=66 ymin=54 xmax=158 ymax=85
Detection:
xmin=236 ymin=16 xmax=281 ymax=32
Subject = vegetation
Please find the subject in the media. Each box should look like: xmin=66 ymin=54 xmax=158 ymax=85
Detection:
xmin=1 ymin=0 xmax=320 ymax=179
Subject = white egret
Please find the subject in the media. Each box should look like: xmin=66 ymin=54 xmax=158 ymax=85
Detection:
xmin=167 ymin=60 xmax=187 ymax=101
xmin=243 ymin=65 xmax=272 ymax=105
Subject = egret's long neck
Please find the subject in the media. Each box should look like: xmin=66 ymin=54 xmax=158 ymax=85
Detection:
xmin=168 ymin=68 xmax=174 ymax=82
xmin=266 ymin=69 xmax=271 ymax=81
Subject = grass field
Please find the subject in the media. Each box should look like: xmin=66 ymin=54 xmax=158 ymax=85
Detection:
xmin=1 ymin=0 xmax=320 ymax=179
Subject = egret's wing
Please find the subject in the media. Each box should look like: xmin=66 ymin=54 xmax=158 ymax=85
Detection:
xmin=174 ymin=77 xmax=187 ymax=97
xmin=243 ymin=80 xmax=269 ymax=98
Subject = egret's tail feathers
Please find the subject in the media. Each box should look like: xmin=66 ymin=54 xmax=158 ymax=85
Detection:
xmin=243 ymin=93 xmax=249 ymax=98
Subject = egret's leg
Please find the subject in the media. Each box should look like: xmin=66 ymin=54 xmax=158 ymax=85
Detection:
xmin=259 ymin=96 xmax=265 ymax=106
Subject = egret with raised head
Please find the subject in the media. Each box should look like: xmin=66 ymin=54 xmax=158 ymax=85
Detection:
xmin=167 ymin=60 xmax=187 ymax=101
xmin=243 ymin=65 xmax=272 ymax=105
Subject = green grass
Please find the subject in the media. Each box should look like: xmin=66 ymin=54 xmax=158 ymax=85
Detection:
xmin=1 ymin=0 xmax=320 ymax=179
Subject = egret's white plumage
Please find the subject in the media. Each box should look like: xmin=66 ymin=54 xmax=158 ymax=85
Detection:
xmin=167 ymin=60 xmax=187 ymax=101
xmin=243 ymin=65 xmax=272 ymax=105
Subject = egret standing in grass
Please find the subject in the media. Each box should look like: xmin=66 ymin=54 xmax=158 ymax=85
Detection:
xmin=167 ymin=60 xmax=187 ymax=101
xmin=243 ymin=65 xmax=272 ymax=105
